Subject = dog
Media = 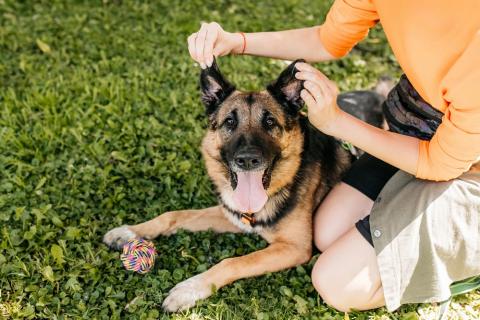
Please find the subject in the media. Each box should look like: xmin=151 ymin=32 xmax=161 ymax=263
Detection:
xmin=103 ymin=59 xmax=387 ymax=312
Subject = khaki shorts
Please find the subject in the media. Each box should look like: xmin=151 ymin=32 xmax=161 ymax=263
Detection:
xmin=370 ymin=170 xmax=480 ymax=311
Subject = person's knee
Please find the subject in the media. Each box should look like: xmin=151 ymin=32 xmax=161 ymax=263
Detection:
xmin=312 ymin=259 xmax=381 ymax=312
xmin=311 ymin=258 xmax=354 ymax=312
xmin=312 ymin=227 xmax=384 ymax=312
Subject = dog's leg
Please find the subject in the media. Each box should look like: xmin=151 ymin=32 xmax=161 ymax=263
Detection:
xmin=103 ymin=205 xmax=241 ymax=249
xmin=162 ymin=239 xmax=311 ymax=312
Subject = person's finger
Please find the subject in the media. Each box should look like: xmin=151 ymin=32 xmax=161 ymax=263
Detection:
xmin=295 ymin=62 xmax=318 ymax=73
xmin=300 ymin=89 xmax=316 ymax=107
xmin=295 ymin=62 xmax=332 ymax=82
xmin=295 ymin=71 xmax=327 ymax=88
xmin=204 ymin=23 xmax=218 ymax=67
xmin=296 ymin=72 xmax=335 ymax=99
xmin=303 ymin=80 xmax=325 ymax=104
xmin=295 ymin=71 xmax=313 ymax=81
xmin=187 ymin=33 xmax=197 ymax=61
xmin=303 ymin=75 xmax=337 ymax=109
xmin=195 ymin=23 xmax=208 ymax=68
xmin=296 ymin=63 xmax=329 ymax=81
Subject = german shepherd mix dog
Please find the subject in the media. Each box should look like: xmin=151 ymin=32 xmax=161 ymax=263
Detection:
xmin=104 ymin=59 xmax=385 ymax=312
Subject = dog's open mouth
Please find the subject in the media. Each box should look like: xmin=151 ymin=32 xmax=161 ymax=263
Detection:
xmin=229 ymin=168 xmax=272 ymax=213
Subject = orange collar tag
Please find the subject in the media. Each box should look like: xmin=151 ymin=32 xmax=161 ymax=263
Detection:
xmin=240 ymin=211 xmax=255 ymax=226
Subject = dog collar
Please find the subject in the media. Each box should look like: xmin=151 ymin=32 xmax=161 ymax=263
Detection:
xmin=218 ymin=200 xmax=260 ymax=227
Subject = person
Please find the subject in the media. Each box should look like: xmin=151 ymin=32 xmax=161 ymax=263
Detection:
xmin=187 ymin=0 xmax=480 ymax=312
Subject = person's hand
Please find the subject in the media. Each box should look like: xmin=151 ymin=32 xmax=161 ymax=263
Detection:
xmin=187 ymin=22 xmax=244 ymax=68
xmin=295 ymin=62 xmax=343 ymax=135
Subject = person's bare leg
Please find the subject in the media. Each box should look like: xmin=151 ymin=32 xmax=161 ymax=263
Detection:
xmin=311 ymin=227 xmax=385 ymax=311
xmin=314 ymin=182 xmax=374 ymax=251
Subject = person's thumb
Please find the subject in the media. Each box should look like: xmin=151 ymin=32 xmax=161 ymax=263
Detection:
xmin=212 ymin=41 xmax=231 ymax=57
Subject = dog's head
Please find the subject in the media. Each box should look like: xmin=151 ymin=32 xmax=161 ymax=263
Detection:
xmin=200 ymin=59 xmax=305 ymax=213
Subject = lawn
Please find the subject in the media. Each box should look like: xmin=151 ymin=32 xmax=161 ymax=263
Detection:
xmin=1 ymin=0 xmax=479 ymax=319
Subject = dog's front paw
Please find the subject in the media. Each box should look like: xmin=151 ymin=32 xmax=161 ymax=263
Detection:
xmin=103 ymin=225 xmax=138 ymax=250
xmin=162 ymin=274 xmax=214 ymax=312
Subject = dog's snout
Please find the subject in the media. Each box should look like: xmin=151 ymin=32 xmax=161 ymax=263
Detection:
xmin=234 ymin=149 xmax=264 ymax=170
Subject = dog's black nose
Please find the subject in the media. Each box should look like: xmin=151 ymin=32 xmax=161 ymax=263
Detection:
xmin=234 ymin=150 xmax=263 ymax=170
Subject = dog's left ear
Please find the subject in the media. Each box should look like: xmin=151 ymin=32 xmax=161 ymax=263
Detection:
xmin=267 ymin=59 xmax=305 ymax=116
xmin=200 ymin=58 xmax=236 ymax=115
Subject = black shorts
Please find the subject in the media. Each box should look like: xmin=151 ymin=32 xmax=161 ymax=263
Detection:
xmin=342 ymin=153 xmax=398 ymax=246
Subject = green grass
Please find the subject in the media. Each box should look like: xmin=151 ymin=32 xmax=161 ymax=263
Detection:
xmin=0 ymin=0 xmax=478 ymax=319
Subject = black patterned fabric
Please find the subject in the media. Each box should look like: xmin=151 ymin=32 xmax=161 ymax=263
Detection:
xmin=382 ymin=74 xmax=443 ymax=140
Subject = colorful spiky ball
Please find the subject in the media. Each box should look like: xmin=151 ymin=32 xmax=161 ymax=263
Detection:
xmin=120 ymin=239 xmax=156 ymax=274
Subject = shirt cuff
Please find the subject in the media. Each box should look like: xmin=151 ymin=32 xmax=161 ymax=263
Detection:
xmin=319 ymin=24 xmax=351 ymax=58
xmin=416 ymin=140 xmax=429 ymax=179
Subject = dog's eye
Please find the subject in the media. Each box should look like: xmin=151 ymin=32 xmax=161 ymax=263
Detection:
xmin=264 ymin=116 xmax=276 ymax=129
xmin=224 ymin=117 xmax=236 ymax=130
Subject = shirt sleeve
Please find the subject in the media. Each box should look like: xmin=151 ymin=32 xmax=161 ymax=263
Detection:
xmin=416 ymin=32 xmax=480 ymax=181
xmin=319 ymin=0 xmax=379 ymax=58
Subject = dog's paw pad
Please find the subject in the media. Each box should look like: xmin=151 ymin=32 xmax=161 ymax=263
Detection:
xmin=103 ymin=225 xmax=137 ymax=250
xmin=162 ymin=274 xmax=212 ymax=312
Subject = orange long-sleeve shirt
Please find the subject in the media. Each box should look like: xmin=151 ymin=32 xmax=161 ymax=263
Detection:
xmin=320 ymin=0 xmax=480 ymax=181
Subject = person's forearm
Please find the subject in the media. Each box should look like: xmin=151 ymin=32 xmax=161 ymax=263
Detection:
xmin=295 ymin=62 xmax=419 ymax=174
xmin=243 ymin=26 xmax=335 ymax=62
xmin=333 ymin=112 xmax=419 ymax=175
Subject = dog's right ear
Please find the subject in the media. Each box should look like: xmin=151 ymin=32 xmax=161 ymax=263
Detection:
xmin=267 ymin=59 xmax=305 ymax=116
xmin=200 ymin=59 xmax=236 ymax=115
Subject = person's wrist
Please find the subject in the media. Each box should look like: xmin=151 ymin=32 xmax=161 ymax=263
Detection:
xmin=230 ymin=32 xmax=246 ymax=54
xmin=319 ymin=108 xmax=345 ymax=137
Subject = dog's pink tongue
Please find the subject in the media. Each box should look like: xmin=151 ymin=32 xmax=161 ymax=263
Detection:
xmin=233 ymin=171 xmax=268 ymax=213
